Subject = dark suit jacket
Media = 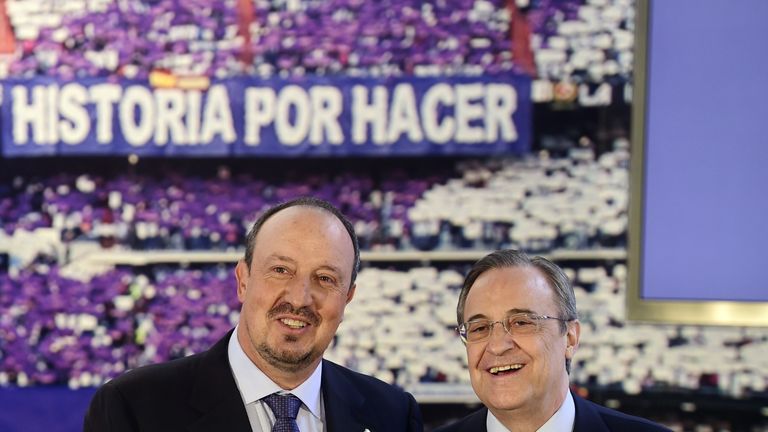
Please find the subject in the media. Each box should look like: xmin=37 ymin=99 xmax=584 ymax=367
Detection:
xmin=433 ymin=391 xmax=671 ymax=432
xmin=83 ymin=330 xmax=423 ymax=432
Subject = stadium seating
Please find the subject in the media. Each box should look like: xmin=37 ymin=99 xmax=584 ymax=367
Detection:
xmin=0 ymin=144 xmax=629 ymax=261
xmin=2 ymin=260 xmax=767 ymax=405
xmin=2 ymin=0 xmax=634 ymax=84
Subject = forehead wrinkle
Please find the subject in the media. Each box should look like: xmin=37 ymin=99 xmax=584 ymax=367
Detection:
xmin=465 ymin=307 xmax=537 ymax=323
xmin=316 ymin=264 xmax=343 ymax=277
xmin=506 ymin=307 xmax=536 ymax=315
xmin=257 ymin=207 xmax=355 ymax=272
xmin=264 ymin=254 xmax=297 ymax=265
xmin=264 ymin=254 xmax=344 ymax=278
xmin=465 ymin=312 xmax=490 ymax=322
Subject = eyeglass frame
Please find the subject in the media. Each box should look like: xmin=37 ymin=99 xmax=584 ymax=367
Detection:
xmin=456 ymin=311 xmax=574 ymax=344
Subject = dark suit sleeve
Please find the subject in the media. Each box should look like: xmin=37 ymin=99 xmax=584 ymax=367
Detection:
xmin=83 ymin=382 xmax=138 ymax=432
xmin=405 ymin=391 xmax=424 ymax=432
xmin=573 ymin=392 xmax=672 ymax=432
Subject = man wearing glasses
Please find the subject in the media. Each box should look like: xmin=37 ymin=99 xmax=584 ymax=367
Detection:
xmin=436 ymin=249 xmax=669 ymax=432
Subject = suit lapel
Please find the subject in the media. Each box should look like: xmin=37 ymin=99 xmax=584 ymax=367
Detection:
xmin=572 ymin=392 xmax=610 ymax=432
xmin=461 ymin=407 xmax=488 ymax=431
xmin=187 ymin=330 xmax=252 ymax=432
xmin=187 ymin=400 xmax=252 ymax=432
xmin=321 ymin=360 xmax=369 ymax=432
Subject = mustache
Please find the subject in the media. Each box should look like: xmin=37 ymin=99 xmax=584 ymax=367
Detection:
xmin=268 ymin=302 xmax=320 ymax=326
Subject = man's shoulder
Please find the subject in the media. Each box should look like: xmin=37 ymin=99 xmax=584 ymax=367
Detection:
xmin=84 ymin=333 xmax=247 ymax=432
xmin=103 ymin=331 xmax=232 ymax=395
xmin=100 ymin=351 xmax=206 ymax=395
xmin=433 ymin=407 xmax=486 ymax=432
xmin=321 ymin=360 xmax=423 ymax=431
xmin=323 ymin=359 xmax=409 ymax=396
xmin=577 ymin=394 xmax=671 ymax=431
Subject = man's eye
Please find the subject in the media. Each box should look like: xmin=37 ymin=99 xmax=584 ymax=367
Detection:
xmin=470 ymin=323 xmax=489 ymax=333
xmin=272 ymin=266 xmax=289 ymax=274
xmin=510 ymin=319 xmax=534 ymax=327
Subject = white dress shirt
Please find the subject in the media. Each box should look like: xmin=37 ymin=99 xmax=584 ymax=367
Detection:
xmin=228 ymin=326 xmax=325 ymax=432
xmin=487 ymin=390 xmax=576 ymax=432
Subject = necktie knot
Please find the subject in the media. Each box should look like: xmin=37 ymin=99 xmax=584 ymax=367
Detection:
xmin=263 ymin=393 xmax=302 ymax=432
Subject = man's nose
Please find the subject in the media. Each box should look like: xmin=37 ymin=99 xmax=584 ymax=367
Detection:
xmin=485 ymin=321 xmax=517 ymax=355
xmin=284 ymin=276 xmax=313 ymax=306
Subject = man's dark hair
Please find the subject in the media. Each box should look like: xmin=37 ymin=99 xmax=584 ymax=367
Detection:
xmin=243 ymin=197 xmax=360 ymax=288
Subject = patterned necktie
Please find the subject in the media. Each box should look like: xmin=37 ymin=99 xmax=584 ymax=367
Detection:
xmin=263 ymin=393 xmax=302 ymax=432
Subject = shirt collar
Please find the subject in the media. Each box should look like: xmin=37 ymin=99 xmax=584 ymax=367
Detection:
xmin=227 ymin=326 xmax=324 ymax=419
xmin=486 ymin=390 xmax=576 ymax=432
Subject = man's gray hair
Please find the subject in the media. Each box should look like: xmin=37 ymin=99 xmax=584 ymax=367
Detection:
xmin=456 ymin=249 xmax=579 ymax=372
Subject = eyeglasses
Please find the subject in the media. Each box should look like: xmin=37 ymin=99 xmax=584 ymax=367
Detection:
xmin=456 ymin=312 xmax=571 ymax=344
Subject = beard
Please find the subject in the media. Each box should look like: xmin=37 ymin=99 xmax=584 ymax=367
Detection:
xmin=252 ymin=302 xmax=325 ymax=373
xmin=255 ymin=337 xmax=318 ymax=373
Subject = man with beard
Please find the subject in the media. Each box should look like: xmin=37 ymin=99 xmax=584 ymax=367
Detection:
xmin=84 ymin=197 xmax=423 ymax=432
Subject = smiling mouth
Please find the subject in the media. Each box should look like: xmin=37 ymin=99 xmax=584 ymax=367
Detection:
xmin=488 ymin=364 xmax=524 ymax=375
xmin=280 ymin=318 xmax=308 ymax=329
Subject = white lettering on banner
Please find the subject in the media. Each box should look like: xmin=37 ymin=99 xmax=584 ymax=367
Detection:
xmin=244 ymin=87 xmax=276 ymax=146
xmin=120 ymin=86 xmax=155 ymax=146
xmin=59 ymin=84 xmax=90 ymax=144
xmin=155 ymin=89 xmax=187 ymax=145
xmin=351 ymin=85 xmax=388 ymax=145
xmin=421 ymin=83 xmax=455 ymax=144
xmin=275 ymin=85 xmax=310 ymax=146
xmin=10 ymin=83 xmax=236 ymax=147
xmin=455 ymin=83 xmax=484 ymax=143
xmin=45 ymin=83 xmax=58 ymax=144
xmin=244 ymin=85 xmax=344 ymax=146
xmin=186 ymin=90 xmax=202 ymax=145
xmin=200 ymin=85 xmax=236 ymax=144
xmin=310 ymin=86 xmax=343 ymax=145
xmin=8 ymin=80 xmax=520 ymax=150
xmin=12 ymin=85 xmax=48 ymax=145
xmin=351 ymin=82 xmax=518 ymax=146
xmin=485 ymin=84 xmax=518 ymax=142
xmin=90 ymin=84 xmax=121 ymax=144
xmin=388 ymin=84 xmax=424 ymax=143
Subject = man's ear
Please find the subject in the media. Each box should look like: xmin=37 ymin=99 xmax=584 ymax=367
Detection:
xmin=565 ymin=319 xmax=581 ymax=359
xmin=235 ymin=260 xmax=249 ymax=302
xmin=345 ymin=283 xmax=356 ymax=305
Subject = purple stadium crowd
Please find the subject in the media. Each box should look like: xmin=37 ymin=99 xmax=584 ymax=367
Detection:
xmin=1 ymin=145 xmax=629 ymax=255
xmin=3 ymin=0 xmax=635 ymax=83
xmin=0 ymin=146 xmax=766 ymax=405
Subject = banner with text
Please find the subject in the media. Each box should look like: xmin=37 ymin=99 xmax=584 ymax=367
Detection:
xmin=1 ymin=75 xmax=531 ymax=157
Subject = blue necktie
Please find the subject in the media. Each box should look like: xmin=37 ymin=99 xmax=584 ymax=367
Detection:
xmin=263 ymin=393 xmax=302 ymax=432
